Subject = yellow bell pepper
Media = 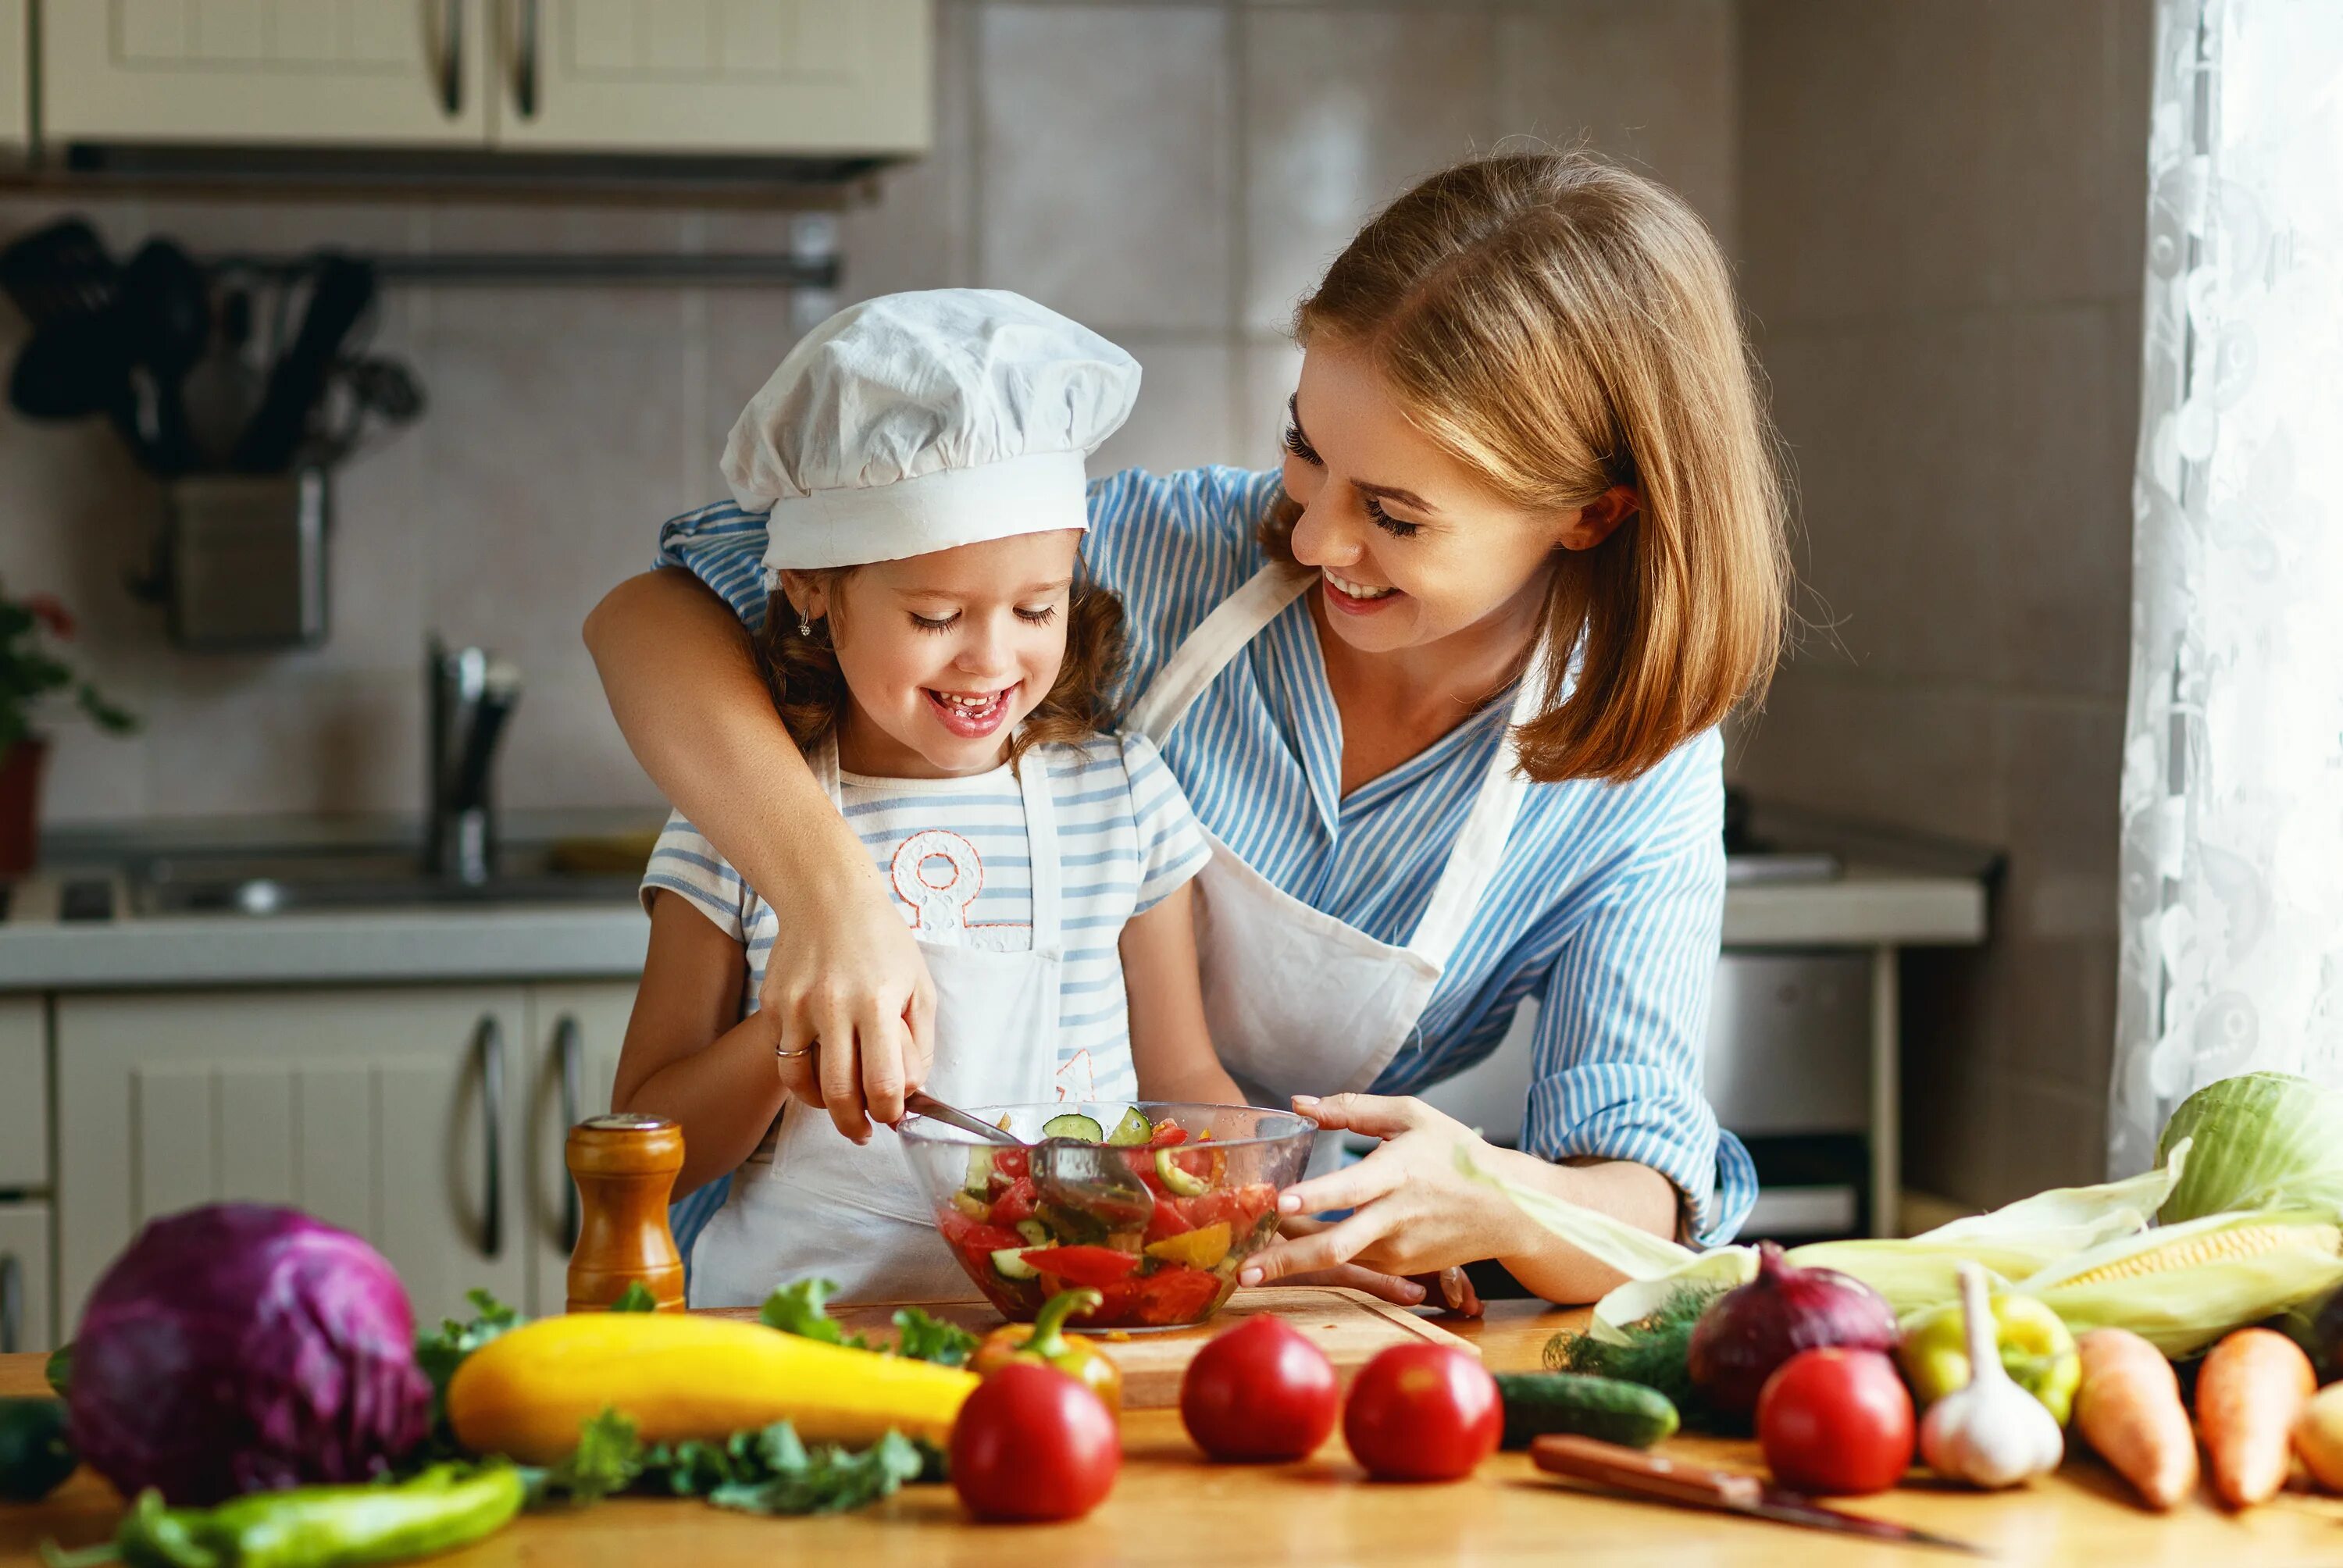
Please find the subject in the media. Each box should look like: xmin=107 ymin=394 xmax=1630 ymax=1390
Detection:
xmin=1898 ymin=1289 xmax=2081 ymax=1424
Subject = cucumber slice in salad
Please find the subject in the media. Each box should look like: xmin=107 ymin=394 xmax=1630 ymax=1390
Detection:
xmin=1104 ymin=1107 xmax=1155 ymax=1146
xmin=1155 ymin=1146 xmax=1209 ymax=1196
xmin=991 ymin=1247 xmax=1042 ymax=1281
xmin=1041 ymin=1111 xmax=1106 ymax=1142
xmin=1014 ymin=1218 xmax=1053 ymax=1246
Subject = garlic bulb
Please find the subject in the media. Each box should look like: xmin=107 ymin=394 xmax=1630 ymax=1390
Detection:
xmin=1917 ymin=1263 xmax=2066 ymax=1488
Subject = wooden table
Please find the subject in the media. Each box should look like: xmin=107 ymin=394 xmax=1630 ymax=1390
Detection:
xmin=9 ymin=1299 xmax=2343 ymax=1566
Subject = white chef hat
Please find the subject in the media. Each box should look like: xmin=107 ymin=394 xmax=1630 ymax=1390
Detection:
xmin=722 ymin=288 xmax=1142 ymax=574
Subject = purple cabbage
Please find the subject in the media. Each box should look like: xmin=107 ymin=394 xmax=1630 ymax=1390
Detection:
xmin=67 ymin=1203 xmax=432 ymax=1503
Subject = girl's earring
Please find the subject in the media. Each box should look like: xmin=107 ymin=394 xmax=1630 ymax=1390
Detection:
xmin=797 ymin=611 xmax=813 ymax=637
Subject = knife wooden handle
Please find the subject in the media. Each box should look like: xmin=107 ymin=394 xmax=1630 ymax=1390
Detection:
xmin=1531 ymin=1435 xmax=1764 ymax=1509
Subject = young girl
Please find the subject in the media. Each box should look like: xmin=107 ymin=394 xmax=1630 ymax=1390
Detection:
xmin=613 ymin=289 xmax=1242 ymax=1307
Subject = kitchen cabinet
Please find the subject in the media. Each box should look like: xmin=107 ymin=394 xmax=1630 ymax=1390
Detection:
xmin=41 ymin=0 xmax=492 ymax=146
xmin=38 ymin=0 xmax=929 ymax=157
xmin=55 ymin=986 xmax=533 ymax=1329
xmin=0 ymin=1202 xmax=52 ymax=1355
xmin=0 ymin=996 xmax=46 ymax=1188
xmin=522 ymin=980 xmax=633 ymax=1305
xmin=0 ymin=1 xmax=27 ymax=155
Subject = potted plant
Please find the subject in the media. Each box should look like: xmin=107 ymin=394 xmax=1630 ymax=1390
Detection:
xmin=2 ymin=587 xmax=135 ymax=875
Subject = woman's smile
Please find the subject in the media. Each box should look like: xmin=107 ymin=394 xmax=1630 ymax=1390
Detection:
xmin=1321 ymin=567 xmax=1400 ymax=614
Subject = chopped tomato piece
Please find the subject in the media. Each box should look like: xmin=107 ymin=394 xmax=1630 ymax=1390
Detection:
xmin=988 ymin=1176 xmax=1040 ymax=1227
xmin=1031 ymin=1244 xmax=1143 ymax=1288
xmin=1182 ymin=1183 xmax=1278 ymax=1233
xmin=1149 ymin=1121 xmax=1189 ymax=1147
xmin=1143 ymin=1196 xmax=1194 ymax=1244
xmin=992 ymin=1146 xmax=1030 ymax=1181
xmin=1133 ymin=1264 xmax=1222 ymax=1323
xmin=940 ymin=1211 xmax=1028 ymax=1258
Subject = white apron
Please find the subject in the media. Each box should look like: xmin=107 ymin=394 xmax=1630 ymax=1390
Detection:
xmin=690 ymin=739 xmax=1066 ymax=1306
xmin=1125 ymin=566 xmax=1540 ymax=1174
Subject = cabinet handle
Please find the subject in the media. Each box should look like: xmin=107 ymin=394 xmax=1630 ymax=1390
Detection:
xmin=0 ymin=1253 xmax=20 ymax=1356
xmin=513 ymin=0 xmax=540 ymax=119
xmin=437 ymin=0 xmax=464 ymax=117
xmin=474 ymin=1015 xmax=505 ymax=1260
xmin=555 ymin=1014 xmax=583 ymax=1255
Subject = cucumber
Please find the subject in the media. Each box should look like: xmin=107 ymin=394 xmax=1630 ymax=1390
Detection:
xmin=991 ymin=1247 xmax=1043 ymax=1281
xmin=963 ymin=1146 xmax=997 ymax=1196
xmin=1154 ymin=1146 xmax=1208 ymax=1196
xmin=0 ymin=1399 xmax=75 ymax=1503
xmin=1014 ymin=1218 xmax=1053 ymax=1247
xmin=1493 ymin=1371 xmax=1678 ymax=1451
xmin=1042 ymin=1112 xmax=1105 ymax=1142
xmin=1104 ymin=1107 xmax=1154 ymax=1146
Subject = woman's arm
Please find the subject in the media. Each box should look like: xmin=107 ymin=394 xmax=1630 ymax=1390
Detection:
xmin=583 ymin=568 xmax=934 ymax=1133
xmin=1236 ymin=1094 xmax=1677 ymax=1304
xmin=1118 ymin=883 xmax=1243 ymax=1105
xmin=612 ymin=892 xmax=791 ymax=1195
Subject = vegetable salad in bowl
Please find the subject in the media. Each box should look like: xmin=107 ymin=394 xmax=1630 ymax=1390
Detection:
xmin=900 ymin=1103 xmax=1314 ymax=1330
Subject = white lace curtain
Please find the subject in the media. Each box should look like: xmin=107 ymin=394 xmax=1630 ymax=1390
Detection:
xmin=2111 ymin=0 xmax=2343 ymax=1174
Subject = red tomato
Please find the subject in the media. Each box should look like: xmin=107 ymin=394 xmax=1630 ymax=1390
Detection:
xmin=1132 ymin=1264 xmax=1222 ymax=1324
xmin=939 ymin=1212 xmax=1026 ymax=1258
xmin=1756 ymin=1348 xmax=1914 ymax=1496
xmin=1183 ymin=1183 xmax=1278 ymax=1233
xmin=1143 ymin=1197 xmax=1194 ymax=1243
xmin=1029 ymin=1244 xmax=1142 ymax=1288
xmin=950 ymin=1363 xmax=1120 ymax=1522
xmin=988 ymin=1177 xmax=1040 ymax=1227
xmin=992 ymin=1146 xmax=1030 ymax=1181
xmin=1180 ymin=1314 xmax=1341 ymax=1461
xmin=1150 ymin=1121 xmax=1190 ymax=1147
xmin=1343 ymin=1344 xmax=1502 ymax=1482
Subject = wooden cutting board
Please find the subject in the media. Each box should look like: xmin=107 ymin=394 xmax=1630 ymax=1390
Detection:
xmin=701 ymin=1285 xmax=1478 ymax=1409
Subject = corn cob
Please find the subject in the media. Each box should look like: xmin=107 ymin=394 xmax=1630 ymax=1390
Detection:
xmin=2054 ymin=1221 xmax=2342 ymax=1288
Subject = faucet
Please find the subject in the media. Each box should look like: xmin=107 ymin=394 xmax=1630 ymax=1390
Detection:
xmin=426 ymin=638 xmax=522 ymax=886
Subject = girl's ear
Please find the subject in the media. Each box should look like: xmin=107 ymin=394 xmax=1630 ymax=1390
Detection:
xmin=777 ymin=569 xmax=826 ymax=623
xmin=1555 ymin=484 xmax=1642 ymax=552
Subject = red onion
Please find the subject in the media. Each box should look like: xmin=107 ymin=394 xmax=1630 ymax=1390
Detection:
xmin=1686 ymin=1242 xmax=1898 ymax=1418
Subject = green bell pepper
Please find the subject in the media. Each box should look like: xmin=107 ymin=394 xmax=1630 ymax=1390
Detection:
xmin=1898 ymin=1288 xmax=2081 ymax=1424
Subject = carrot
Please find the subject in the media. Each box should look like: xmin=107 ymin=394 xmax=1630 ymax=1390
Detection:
xmin=2074 ymin=1328 xmax=2199 ymax=1510
xmin=2195 ymin=1326 xmax=2316 ymax=1509
xmin=2294 ymin=1382 xmax=2343 ymax=1491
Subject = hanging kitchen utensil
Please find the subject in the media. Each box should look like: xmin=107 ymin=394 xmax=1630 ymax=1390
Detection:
xmin=0 ymin=219 xmax=117 ymax=326
xmin=230 ymin=254 xmax=376 ymax=473
xmin=116 ymin=238 xmax=212 ymax=476
xmin=182 ymin=287 xmax=264 ymax=470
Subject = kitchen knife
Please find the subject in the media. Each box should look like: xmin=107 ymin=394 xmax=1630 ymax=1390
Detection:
xmin=1529 ymin=1435 xmax=1985 ymax=1555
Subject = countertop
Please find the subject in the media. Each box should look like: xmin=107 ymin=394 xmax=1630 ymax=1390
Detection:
xmin=6 ymin=1299 xmax=2335 ymax=1566
xmin=0 ymin=862 xmax=1984 ymax=991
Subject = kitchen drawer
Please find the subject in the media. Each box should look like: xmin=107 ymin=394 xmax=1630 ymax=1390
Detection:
xmin=0 ymin=1200 xmax=53 ymax=1354
xmin=0 ymin=996 xmax=47 ymax=1188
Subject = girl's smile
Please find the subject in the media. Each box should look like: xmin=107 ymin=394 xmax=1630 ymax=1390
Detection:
xmin=925 ymin=682 xmax=1019 ymax=737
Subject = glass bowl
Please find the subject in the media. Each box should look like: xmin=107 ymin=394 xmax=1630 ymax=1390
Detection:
xmin=899 ymin=1101 xmax=1314 ymax=1331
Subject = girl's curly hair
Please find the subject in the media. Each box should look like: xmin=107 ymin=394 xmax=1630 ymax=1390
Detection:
xmin=751 ymin=572 xmax=1129 ymax=767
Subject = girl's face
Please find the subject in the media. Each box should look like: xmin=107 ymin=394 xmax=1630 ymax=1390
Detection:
xmin=1278 ymin=341 xmax=1632 ymax=658
xmin=785 ymin=530 xmax=1079 ymax=779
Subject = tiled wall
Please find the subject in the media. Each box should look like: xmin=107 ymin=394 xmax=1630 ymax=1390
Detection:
xmin=1727 ymin=0 xmax=2153 ymax=1204
xmin=0 ymin=0 xmax=1734 ymax=826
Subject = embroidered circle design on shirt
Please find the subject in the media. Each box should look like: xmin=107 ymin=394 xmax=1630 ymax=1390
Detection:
xmin=890 ymin=829 xmax=985 ymax=935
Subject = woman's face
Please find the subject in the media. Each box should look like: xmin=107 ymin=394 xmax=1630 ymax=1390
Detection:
xmin=1278 ymin=341 xmax=1605 ymax=659
xmin=784 ymin=529 xmax=1079 ymax=778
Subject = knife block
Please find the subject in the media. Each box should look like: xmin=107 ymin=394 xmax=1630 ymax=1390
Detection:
xmin=149 ymin=467 xmax=330 ymax=650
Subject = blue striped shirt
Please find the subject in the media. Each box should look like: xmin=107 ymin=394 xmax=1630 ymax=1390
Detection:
xmin=655 ymin=465 xmax=1755 ymax=1243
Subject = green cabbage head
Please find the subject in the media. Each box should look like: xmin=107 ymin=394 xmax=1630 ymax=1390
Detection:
xmin=2157 ymin=1071 xmax=2343 ymax=1223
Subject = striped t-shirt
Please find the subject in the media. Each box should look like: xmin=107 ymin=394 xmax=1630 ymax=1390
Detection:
xmin=641 ymin=731 xmax=1210 ymax=1114
xmin=654 ymin=465 xmax=1756 ymax=1244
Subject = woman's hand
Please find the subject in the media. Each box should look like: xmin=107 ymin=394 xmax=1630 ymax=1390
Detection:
xmin=1241 ymin=1094 xmax=1528 ymax=1292
xmin=767 ymin=863 xmax=937 ymax=1143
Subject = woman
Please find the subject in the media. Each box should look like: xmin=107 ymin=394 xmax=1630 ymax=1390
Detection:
xmin=586 ymin=152 xmax=1790 ymax=1305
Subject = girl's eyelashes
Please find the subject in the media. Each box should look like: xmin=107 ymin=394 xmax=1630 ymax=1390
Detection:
xmin=909 ymin=611 xmax=958 ymax=633
xmin=1363 ymin=494 xmax=1421 ymax=539
xmin=1281 ymin=422 xmax=1321 ymax=465
xmin=908 ymin=605 xmax=1061 ymax=632
xmin=1014 ymin=604 xmax=1059 ymax=625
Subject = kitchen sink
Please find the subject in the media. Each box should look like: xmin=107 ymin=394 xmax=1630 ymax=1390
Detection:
xmin=129 ymin=846 xmax=642 ymax=917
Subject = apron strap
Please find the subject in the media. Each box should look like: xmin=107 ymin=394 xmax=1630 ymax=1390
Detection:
xmin=1125 ymin=565 xmax=1313 ymax=746
xmin=1402 ymin=664 xmax=1544 ymax=968
xmin=1016 ymin=746 xmax=1061 ymax=953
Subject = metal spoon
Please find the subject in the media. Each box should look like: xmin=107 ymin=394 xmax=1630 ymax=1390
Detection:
xmin=904 ymin=1089 xmax=1019 ymax=1145
xmin=904 ymin=1091 xmax=1154 ymax=1222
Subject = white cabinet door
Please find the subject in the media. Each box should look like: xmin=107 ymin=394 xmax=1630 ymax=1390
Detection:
xmin=0 ymin=1201 xmax=53 ymax=1355
xmin=0 ymin=996 xmax=47 ymax=1189
xmin=521 ymin=980 xmax=635 ymax=1313
xmin=41 ymin=0 xmax=490 ymax=145
xmin=490 ymin=0 xmax=928 ymax=155
xmin=55 ymin=987 xmax=530 ymax=1331
xmin=0 ymin=1 xmax=28 ymax=154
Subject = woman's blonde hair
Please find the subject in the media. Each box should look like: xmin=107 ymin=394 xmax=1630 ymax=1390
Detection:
xmin=1266 ymin=151 xmax=1790 ymax=783
xmin=752 ymin=574 xmax=1128 ymax=767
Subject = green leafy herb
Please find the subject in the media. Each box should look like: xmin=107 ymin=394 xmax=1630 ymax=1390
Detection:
xmin=607 ymin=1281 xmax=658 ymax=1313
xmin=1544 ymin=1284 xmax=1719 ymax=1418
xmin=42 ymin=1343 xmax=70 ymax=1400
xmin=415 ymin=1289 xmax=523 ymax=1411
xmin=889 ymin=1306 xmax=978 ymax=1367
xmin=536 ymin=1409 xmax=646 ymax=1506
xmin=704 ymin=1427 xmax=924 ymax=1516
xmin=759 ymin=1278 xmax=871 ymax=1349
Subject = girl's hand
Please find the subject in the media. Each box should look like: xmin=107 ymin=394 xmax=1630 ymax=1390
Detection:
xmin=767 ymin=865 xmax=937 ymax=1142
xmin=1239 ymin=1094 xmax=1531 ymax=1293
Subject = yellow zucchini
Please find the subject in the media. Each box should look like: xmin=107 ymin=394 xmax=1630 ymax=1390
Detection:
xmin=446 ymin=1311 xmax=978 ymax=1463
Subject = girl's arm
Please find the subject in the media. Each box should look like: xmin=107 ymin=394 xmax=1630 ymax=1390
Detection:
xmin=584 ymin=568 xmax=935 ymax=1133
xmin=1118 ymin=882 xmax=1243 ymax=1106
xmin=612 ymin=891 xmax=792 ymax=1195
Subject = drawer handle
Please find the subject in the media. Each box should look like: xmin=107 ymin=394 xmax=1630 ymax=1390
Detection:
xmin=555 ymin=1014 xmax=583 ymax=1255
xmin=437 ymin=0 xmax=464 ymax=116
xmin=513 ymin=0 xmax=540 ymax=119
xmin=475 ymin=1015 xmax=505 ymax=1260
xmin=0 ymin=1252 xmax=20 ymax=1356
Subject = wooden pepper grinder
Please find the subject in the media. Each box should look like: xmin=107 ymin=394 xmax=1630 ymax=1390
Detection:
xmin=565 ymin=1112 xmax=687 ymax=1312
